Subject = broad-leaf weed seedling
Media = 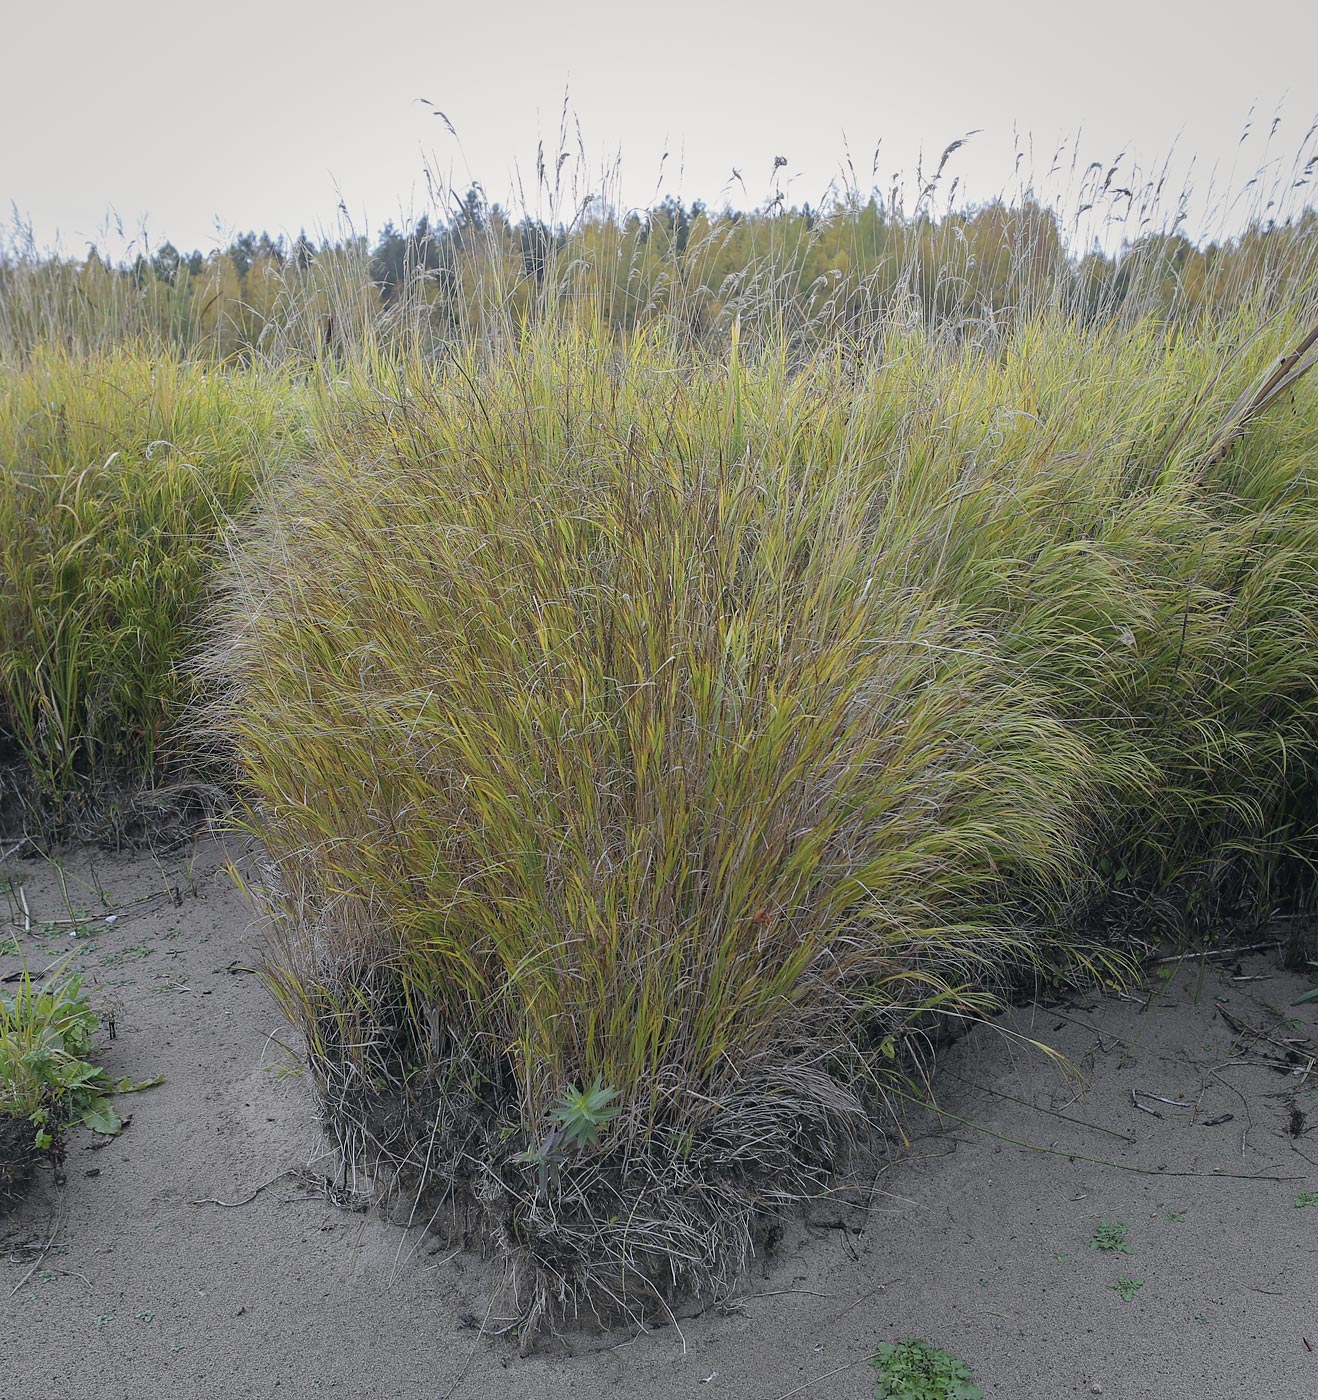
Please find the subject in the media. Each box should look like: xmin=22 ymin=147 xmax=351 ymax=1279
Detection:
xmin=1090 ymin=1219 xmax=1132 ymax=1253
xmin=871 ymin=1339 xmax=983 ymax=1400
xmin=1295 ymin=1191 xmax=1318 ymax=1208
xmin=1111 ymin=1277 xmax=1144 ymax=1302
xmin=547 ymin=1078 xmax=621 ymax=1150
xmin=516 ymin=1077 xmax=621 ymax=1194
xmin=0 ymin=959 xmax=161 ymax=1151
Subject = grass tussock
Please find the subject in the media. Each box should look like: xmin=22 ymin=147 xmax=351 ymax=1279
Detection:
xmin=204 ymin=300 xmax=1318 ymax=1332
xmin=0 ymin=346 xmax=300 ymax=834
xmin=852 ymin=305 xmax=1318 ymax=924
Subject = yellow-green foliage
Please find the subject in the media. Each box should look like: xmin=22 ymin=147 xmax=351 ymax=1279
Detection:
xmin=883 ymin=309 xmax=1318 ymax=912
xmin=5 ymin=198 xmax=1318 ymax=1321
xmin=0 ymin=347 xmax=299 ymax=815
xmin=4 ymin=194 xmax=1315 ymax=364
xmin=207 ymin=304 xmax=1318 ymax=1322
xmin=221 ymin=323 xmax=1091 ymax=1106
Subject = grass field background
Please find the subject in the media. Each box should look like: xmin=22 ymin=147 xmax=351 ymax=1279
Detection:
xmin=3 ymin=160 xmax=1317 ymax=1331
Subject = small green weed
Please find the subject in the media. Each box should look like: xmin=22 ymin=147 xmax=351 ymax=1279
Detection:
xmin=516 ymin=1077 xmax=620 ymax=1193
xmin=1295 ymin=1191 xmax=1318 ymax=1208
xmin=264 ymin=1061 xmax=304 ymax=1081
xmin=1111 ymin=1277 xmax=1144 ymax=1302
xmin=0 ymin=960 xmax=161 ymax=1152
xmin=871 ymin=1339 xmax=982 ymax=1400
xmin=100 ymin=943 xmax=153 ymax=968
xmin=1166 ymin=1210 xmax=1185 ymax=1222
xmin=1090 ymin=1219 xmax=1132 ymax=1253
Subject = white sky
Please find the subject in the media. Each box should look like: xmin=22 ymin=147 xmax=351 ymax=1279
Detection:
xmin=2 ymin=0 xmax=1316 ymax=260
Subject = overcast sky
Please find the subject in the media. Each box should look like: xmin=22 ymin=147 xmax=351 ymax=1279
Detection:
xmin=3 ymin=0 xmax=1315 ymax=260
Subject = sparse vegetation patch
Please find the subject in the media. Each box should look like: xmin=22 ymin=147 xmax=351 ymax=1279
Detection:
xmin=0 ymin=957 xmax=160 ymax=1207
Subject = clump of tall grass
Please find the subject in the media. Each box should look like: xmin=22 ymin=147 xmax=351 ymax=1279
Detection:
xmin=208 ymin=319 xmax=1119 ymax=1333
xmin=0 ymin=346 xmax=299 ymax=834
xmin=208 ymin=287 xmax=1318 ymax=1330
xmin=10 ymin=127 xmax=1315 ymax=1328
xmin=848 ymin=302 xmax=1318 ymax=927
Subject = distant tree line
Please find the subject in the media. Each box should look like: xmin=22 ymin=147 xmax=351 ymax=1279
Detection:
xmin=3 ymin=185 xmax=1315 ymax=360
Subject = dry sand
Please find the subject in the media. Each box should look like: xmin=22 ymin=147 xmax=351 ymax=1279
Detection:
xmin=3 ymin=837 xmax=1317 ymax=1400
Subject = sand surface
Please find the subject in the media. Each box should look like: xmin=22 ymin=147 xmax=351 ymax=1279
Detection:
xmin=3 ymin=837 xmax=1317 ymax=1400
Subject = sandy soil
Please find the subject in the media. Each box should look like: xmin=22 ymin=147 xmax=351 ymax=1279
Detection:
xmin=3 ymin=837 xmax=1317 ymax=1400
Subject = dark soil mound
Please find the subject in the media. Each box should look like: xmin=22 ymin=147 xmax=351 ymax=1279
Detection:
xmin=0 ymin=1116 xmax=37 ymax=1212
